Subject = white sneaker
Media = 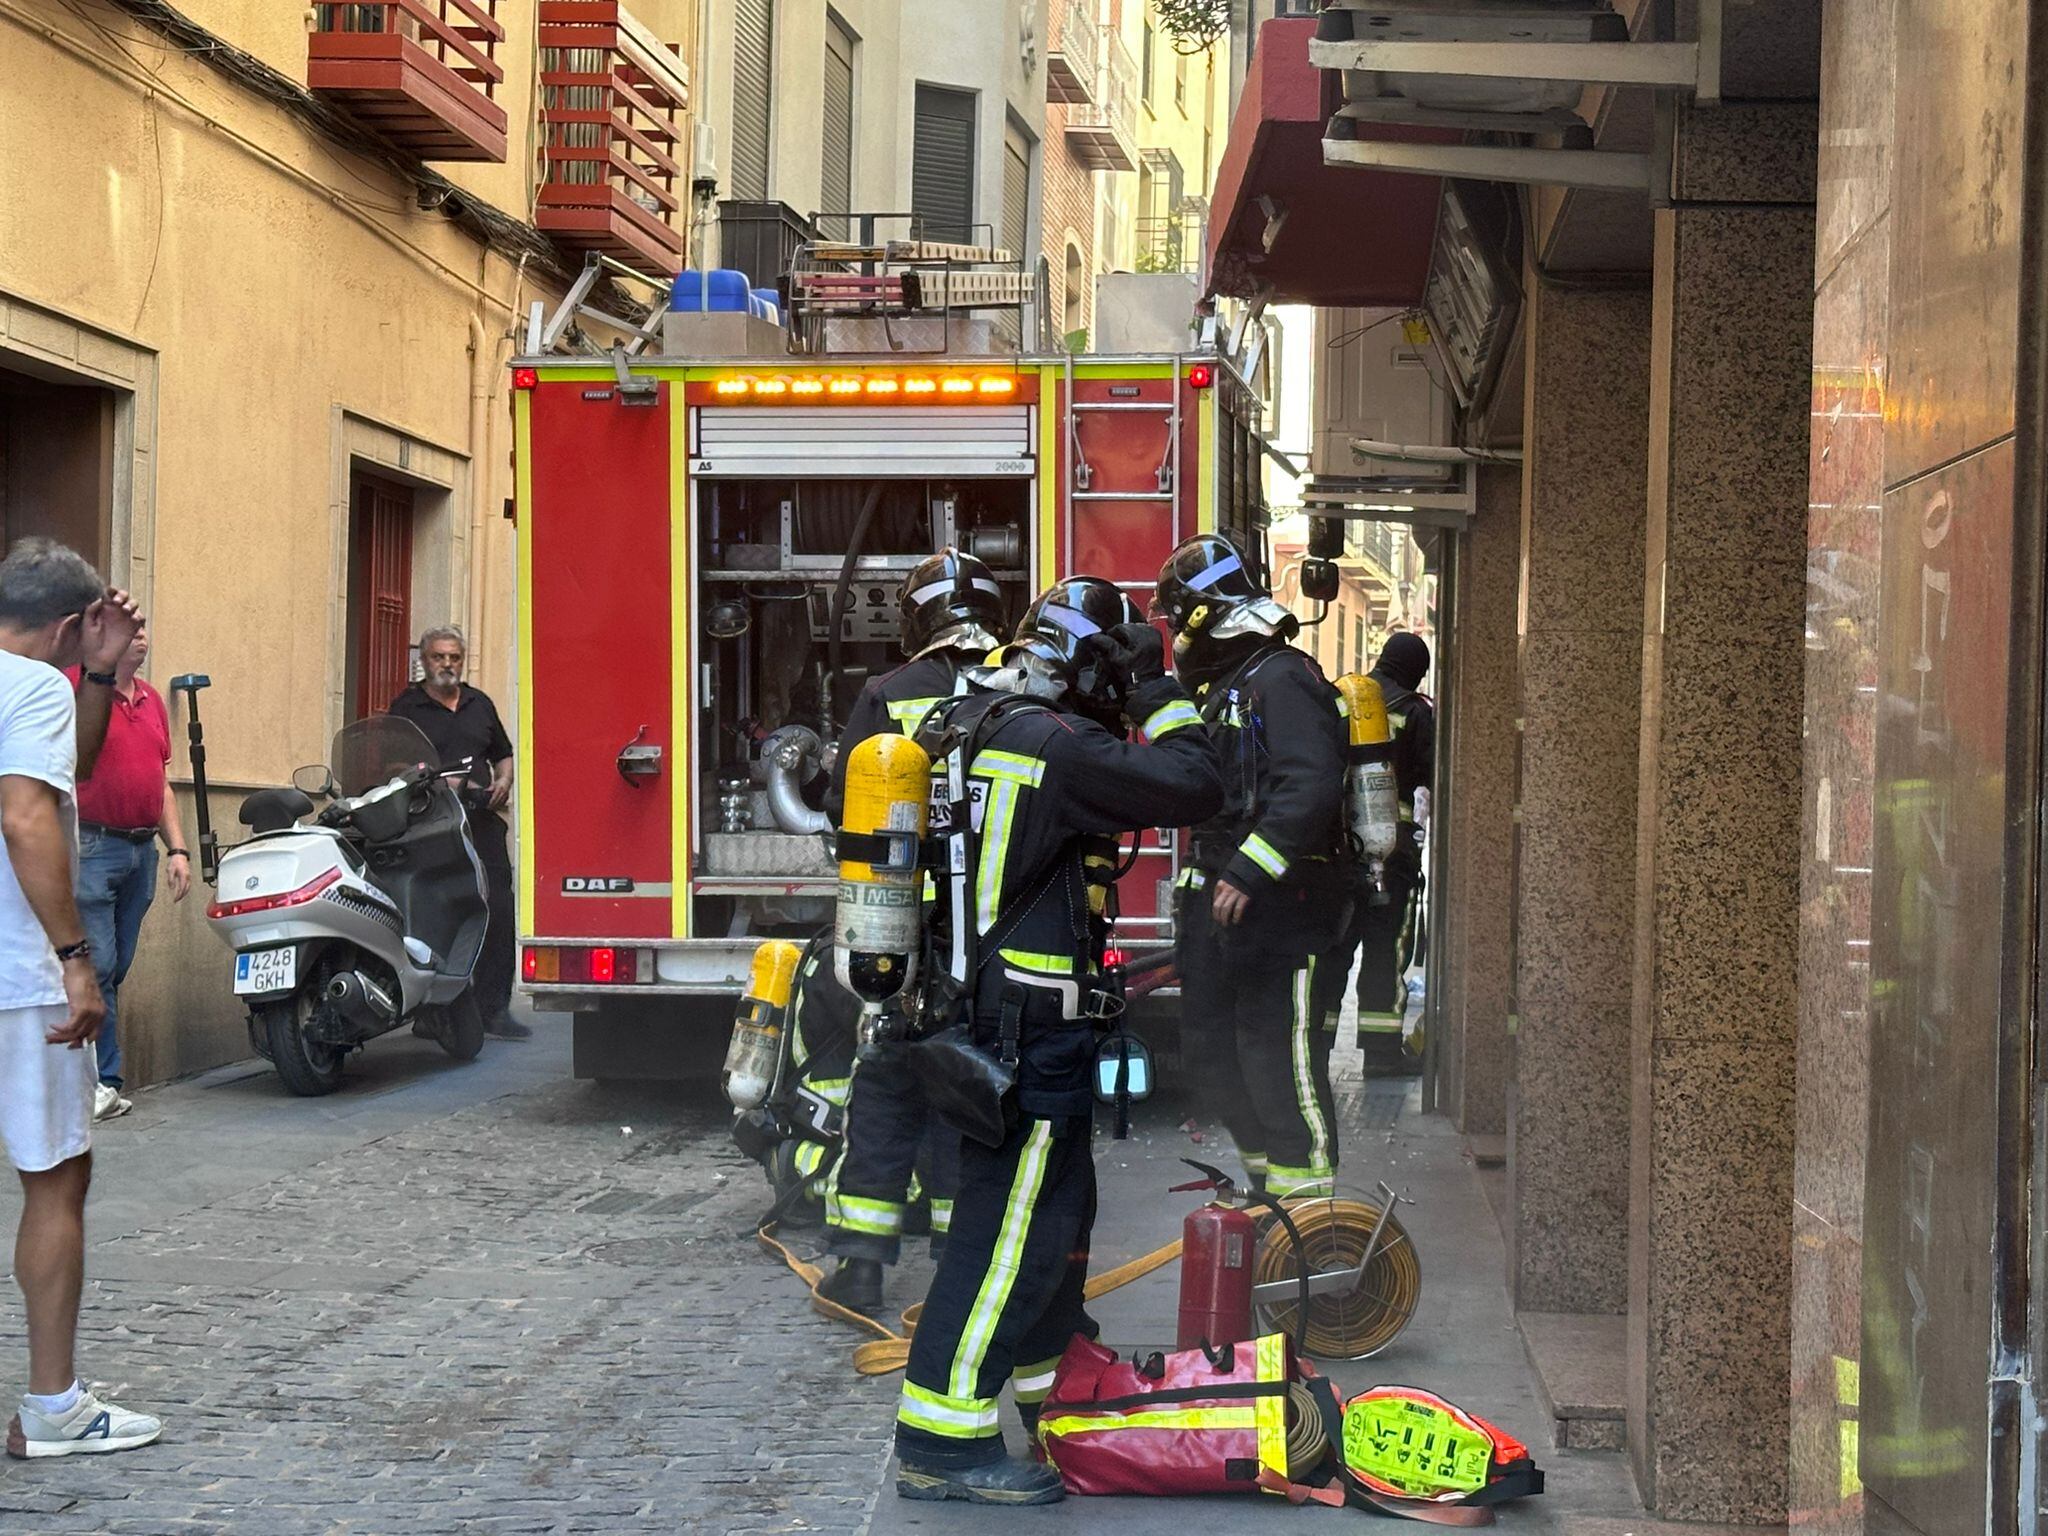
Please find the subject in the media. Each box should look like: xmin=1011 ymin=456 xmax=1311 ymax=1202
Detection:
xmin=92 ymin=1085 xmax=132 ymax=1121
xmin=9 ymin=1388 xmax=162 ymax=1457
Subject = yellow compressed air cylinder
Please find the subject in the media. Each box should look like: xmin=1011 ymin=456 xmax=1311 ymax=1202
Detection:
xmin=724 ymin=939 xmax=803 ymax=1110
xmin=1337 ymin=673 xmax=1390 ymax=749
xmin=1335 ymin=674 xmax=1399 ymax=874
xmin=834 ymin=733 xmax=932 ymax=1010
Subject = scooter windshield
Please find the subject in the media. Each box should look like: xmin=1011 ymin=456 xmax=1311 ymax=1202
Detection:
xmin=331 ymin=716 xmax=439 ymax=799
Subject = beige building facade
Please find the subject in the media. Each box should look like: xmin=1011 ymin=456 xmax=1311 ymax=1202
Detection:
xmin=0 ymin=0 xmax=697 ymax=1085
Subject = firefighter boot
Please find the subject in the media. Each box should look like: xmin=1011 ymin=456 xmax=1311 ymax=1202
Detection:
xmin=817 ymin=1257 xmax=885 ymax=1316
xmin=897 ymin=1454 xmax=1065 ymax=1506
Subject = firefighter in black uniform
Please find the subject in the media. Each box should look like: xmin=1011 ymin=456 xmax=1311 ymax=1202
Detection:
xmin=1346 ymin=631 xmax=1435 ymax=1073
xmin=814 ymin=549 xmax=1009 ymax=1313
xmin=893 ymin=578 xmax=1223 ymax=1506
xmin=1153 ymin=533 xmax=1349 ymax=1201
xmin=770 ymin=928 xmax=860 ymax=1226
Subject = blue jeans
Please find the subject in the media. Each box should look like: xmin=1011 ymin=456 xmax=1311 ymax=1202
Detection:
xmin=76 ymin=830 xmax=158 ymax=1090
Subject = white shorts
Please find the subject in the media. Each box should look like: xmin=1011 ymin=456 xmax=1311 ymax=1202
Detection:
xmin=0 ymin=1004 xmax=93 ymax=1173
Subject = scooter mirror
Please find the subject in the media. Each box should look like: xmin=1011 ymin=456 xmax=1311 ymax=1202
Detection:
xmin=291 ymin=763 xmax=335 ymax=798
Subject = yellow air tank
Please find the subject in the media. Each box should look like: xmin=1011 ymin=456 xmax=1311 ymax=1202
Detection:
xmin=723 ymin=939 xmax=803 ymax=1110
xmin=1336 ymin=674 xmax=1400 ymax=897
xmin=834 ymin=733 xmax=932 ymax=1015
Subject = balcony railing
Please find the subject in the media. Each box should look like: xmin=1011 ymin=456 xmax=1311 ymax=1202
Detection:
xmin=536 ymin=1 xmax=692 ymax=274
xmin=308 ymin=0 xmax=508 ymax=162
xmin=1046 ymin=0 xmax=1101 ymax=105
xmin=1135 ymin=216 xmax=1197 ymax=275
xmin=1063 ymin=37 xmax=1139 ymax=172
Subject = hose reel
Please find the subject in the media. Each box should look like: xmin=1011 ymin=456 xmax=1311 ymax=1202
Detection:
xmin=1253 ymin=1185 xmax=1421 ymax=1361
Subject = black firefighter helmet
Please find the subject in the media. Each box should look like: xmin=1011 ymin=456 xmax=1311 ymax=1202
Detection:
xmin=899 ymin=547 xmax=1006 ymax=656
xmin=1003 ymin=576 xmax=1145 ymax=718
xmin=1152 ymin=532 xmax=1296 ymax=656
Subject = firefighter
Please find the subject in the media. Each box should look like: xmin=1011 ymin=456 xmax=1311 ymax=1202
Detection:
xmin=815 ymin=549 xmax=1008 ymax=1313
xmin=1345 ymin=632 xmax=1434 ymax=1073
xmin=1152 ymin=533 xmax=1349 ymax=1201
xmin=778 ymin=930 xmax=858 ymax=1225
xmin=893 ymin=577 xmax=1224 ymax=1505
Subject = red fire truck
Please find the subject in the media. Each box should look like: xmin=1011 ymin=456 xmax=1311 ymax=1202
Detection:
xmin=509 ymin=245 xmax=1267 ymax=1077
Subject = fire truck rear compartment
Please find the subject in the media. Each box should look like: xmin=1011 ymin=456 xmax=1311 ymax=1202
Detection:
xmin=692 ymin=474 xmax=1032 ymax=943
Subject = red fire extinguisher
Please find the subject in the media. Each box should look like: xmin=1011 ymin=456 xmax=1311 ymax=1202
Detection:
xmin=1174 ymin=1163 xmax=1259 ymax=1351
xmin=1171 ymin=1160 xmax=1316 ymax=1354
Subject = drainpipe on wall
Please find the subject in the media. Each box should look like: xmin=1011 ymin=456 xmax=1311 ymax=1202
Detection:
xmin=467 ymin=312 xmax=495 ymax=683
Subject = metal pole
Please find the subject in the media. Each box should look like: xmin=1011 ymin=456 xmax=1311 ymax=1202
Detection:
xmin=169 ymin=675 xmax=217 ymax=886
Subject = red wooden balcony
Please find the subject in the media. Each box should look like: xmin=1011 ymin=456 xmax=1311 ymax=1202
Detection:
xmin=537 ymin=1 xmax=691 ymax=275
xmin=308 ymin=0 xmax=508 ymax=162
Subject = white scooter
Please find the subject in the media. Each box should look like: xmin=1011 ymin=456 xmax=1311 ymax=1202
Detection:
xmin=201 ymin=713 xmax=492 ymax=1095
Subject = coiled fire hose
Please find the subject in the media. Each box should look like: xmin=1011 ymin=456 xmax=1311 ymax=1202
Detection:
xmin=1254 ymin=1198 xmax=1422 ymax=1360
xmin=1285 ymin=1380 xmax=1330 ymax=1476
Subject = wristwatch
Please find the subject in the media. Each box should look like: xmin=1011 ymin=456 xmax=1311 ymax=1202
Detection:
xmin=166 ymin=848 xmax=190 ymax=860
xmin=80 ymin=669 xmax=116 ymax=687
xmin=54 ymin=938 xmax=92 ymax=963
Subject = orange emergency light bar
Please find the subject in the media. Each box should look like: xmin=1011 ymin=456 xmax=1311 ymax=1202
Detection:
xmin=706 ymin=373 xmax=1020 ymax=403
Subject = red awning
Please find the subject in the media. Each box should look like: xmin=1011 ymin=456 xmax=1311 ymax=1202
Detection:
xmin=1206 ymin=18 xmax=1455 ymax=308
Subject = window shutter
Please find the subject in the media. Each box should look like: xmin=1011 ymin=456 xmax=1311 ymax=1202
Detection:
xmin=912 ymin=84 xmax=976 ymax=243
xmin=1001 ymin=124 xmax=1030 ymax=260
xmin=820 ymin=17 xmax=855 ymax=238
xmin=731 ymin=0 xmax=774 ymax=201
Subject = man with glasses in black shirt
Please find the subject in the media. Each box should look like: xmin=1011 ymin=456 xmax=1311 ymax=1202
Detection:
xmin=386 ymin=625 xmax=526 ymax=1039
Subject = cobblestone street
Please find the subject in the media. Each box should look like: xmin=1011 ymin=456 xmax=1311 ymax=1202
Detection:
xmin=0 ymin=1016 xmax=1639 ymax=1535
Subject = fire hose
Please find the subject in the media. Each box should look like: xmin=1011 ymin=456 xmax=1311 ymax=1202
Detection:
xmin=757 ymin=1224 xmax=1186 ymax=1376
xmin=760 ymin=1194 xmax=1419 ymax=1374
xmin=1255 ymin=1197 xmax=1422 ymax=1360
xmin=1286 ymin=1381 xmax=1331 ymax=1477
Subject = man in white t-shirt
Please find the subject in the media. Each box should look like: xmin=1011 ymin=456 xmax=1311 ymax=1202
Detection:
xmin=0 ymin=539 xmax=160 ymax=1459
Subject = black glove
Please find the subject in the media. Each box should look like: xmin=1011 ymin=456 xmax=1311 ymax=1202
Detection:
xmin=1095 ymin=621 xmax=1167 ymax=689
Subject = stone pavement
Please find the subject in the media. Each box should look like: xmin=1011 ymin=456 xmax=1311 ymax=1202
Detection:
xmin=0 ymin=1014 xmax=1653 ymax=1535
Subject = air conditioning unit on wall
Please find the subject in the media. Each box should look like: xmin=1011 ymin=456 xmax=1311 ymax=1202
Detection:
xmin=1309 ymin=306 xmax=1454 ymax=486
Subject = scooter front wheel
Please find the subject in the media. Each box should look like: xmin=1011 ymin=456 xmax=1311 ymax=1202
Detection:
xmin=258 ymin=994 xmax=345 ymax=1096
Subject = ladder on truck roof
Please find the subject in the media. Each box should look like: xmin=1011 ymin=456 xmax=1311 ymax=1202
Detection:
xmin=523 ymin=252 xmax=670 ymax=358
xmin=783 ymin=214 xmax=1043 ymax=356
xmin=1062 ymin=351 xmax=1190 ymax=607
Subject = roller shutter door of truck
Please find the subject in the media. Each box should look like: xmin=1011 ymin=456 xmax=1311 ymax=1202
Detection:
xmin=694 ymin=405 xmax=1032 ymax=476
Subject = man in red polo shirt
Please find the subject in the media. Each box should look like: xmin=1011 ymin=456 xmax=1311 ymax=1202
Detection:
xmin=67 ymin=624 xmax=188 ymax=1120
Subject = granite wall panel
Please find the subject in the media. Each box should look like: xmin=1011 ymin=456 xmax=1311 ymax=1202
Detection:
xmin=1441 ymin=464 xmax=1521 ymax=1136
xmin=1629 ymin=202 xmax=1813 ymax=1522
xmin=1792 ymin=0 xmax=1894 ymax=1526
xmin=1509 ymin=281 xmax=1650 ymax=1317
xmin=1861 ymin=440 xmax=2013 ymax=1536
xmin=1885 ymin=0 xmax=2024 ymax=486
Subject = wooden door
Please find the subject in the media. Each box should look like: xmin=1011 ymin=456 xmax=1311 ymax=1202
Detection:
xmin=350 ymin=475 xmax=414 ymax=720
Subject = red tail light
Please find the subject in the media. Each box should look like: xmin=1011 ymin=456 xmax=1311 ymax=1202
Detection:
xmin=207 ymin=867 xmax=342 ymax=921
xmin=1187 ymin=365 xmax=1214 ymax=389
xmin=522 ymin=945 xmax=642 ymax=984
xmin=513 ymin=367 xmax=539 ymax=390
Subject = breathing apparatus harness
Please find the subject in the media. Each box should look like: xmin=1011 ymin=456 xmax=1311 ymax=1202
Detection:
xmin=845 ymin=684 xmax=1131 ymax=1146
xmin=1188 ymin=641 xmax=1341 ymax=876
